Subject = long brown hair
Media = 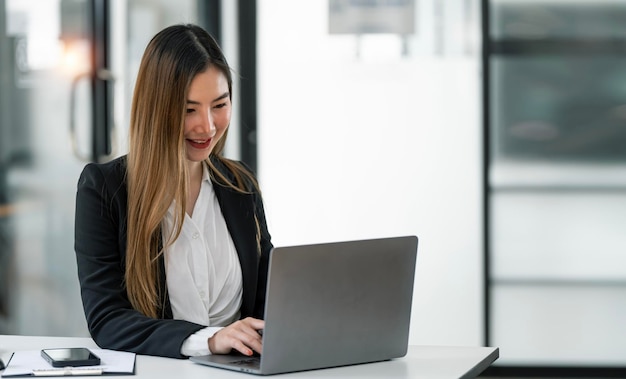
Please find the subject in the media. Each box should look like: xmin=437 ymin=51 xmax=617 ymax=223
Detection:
xmin=126 ymin=24 xmax=258 ymax=318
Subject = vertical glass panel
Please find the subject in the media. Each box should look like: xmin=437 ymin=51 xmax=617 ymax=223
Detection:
xmin=1 ymin=0 xmax=92 ymax=336
xmin=488 ymin=0 xmax=626 ymax=367
xmin=0 ymin=0 xmax=201 ymax=337
xmin=258 ymin=0 xmax=484 ymax=347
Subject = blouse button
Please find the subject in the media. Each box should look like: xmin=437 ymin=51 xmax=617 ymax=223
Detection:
xmin=192 ymin=232 xmax=200 ymax=239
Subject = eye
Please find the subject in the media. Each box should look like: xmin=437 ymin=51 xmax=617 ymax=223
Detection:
xmin=214 ymin=102 xmax=227 ymax=109
xmin=186 ymin=108 xmax=195 ymax=114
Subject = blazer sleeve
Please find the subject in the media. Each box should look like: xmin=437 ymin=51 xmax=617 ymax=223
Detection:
xmin=74 ymin=161 xmax=204 ymax=358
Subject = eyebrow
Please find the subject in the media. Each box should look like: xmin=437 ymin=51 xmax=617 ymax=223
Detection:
xmin=186 ymin=92 xmax=230 ymax=105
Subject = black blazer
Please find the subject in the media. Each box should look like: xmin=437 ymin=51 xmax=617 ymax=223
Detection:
xmin=74 ymin=155 xmax=272 ymax=358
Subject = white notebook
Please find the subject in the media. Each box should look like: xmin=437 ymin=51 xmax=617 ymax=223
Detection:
xmin=1 ymin=348 xmax=135 ymax=377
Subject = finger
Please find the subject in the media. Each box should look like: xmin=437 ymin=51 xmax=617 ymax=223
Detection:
xmin=232 ymin=340 xmax=254 ymax=356
xmin=233 ymin=319 xmax=264 ymax=342
xmin=241 ymin=317 xmax=265 ymax=333
xmin=242 ymin=331 xmax=263 ymax=355
xmin=230 ymin=320 xmax=261 ymax=342
xmin=226 ymin=326 xmax=263 ymax=355
xmin=230 ymin=327 xmax=263 ymax=355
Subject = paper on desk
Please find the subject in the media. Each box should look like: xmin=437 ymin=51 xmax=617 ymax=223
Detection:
xmin=1 ymin=349 xmax=135 ymax=377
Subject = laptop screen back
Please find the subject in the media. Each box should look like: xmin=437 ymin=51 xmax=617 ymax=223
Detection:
xmin=259 ymin=236 xmax=418 ymax=374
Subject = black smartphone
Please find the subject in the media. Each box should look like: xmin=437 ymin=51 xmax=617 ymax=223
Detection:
xmin=41 ymin=348 xmax=101 ymax=367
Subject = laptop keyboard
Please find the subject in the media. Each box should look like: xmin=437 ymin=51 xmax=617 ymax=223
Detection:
xmin=230 ymin=358 xmax=260 ymax=368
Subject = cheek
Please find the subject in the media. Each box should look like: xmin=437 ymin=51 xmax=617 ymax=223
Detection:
xmin=215 ymin=110 xmax=231 ymax=132
xmin=183 ymin=118 xmax=193 ymax=134
xmin=183 ymin=113 xmax=201 ymax=133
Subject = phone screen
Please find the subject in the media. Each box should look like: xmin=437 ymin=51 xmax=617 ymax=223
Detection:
xmin=41 ymin=348 xmax=100 ymax=367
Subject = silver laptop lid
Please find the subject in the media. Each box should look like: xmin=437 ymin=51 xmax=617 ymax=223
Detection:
xmin=260 ymin=235 xmax=418 ymax=375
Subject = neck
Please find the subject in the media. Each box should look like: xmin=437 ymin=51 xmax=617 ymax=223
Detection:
xmin=188 ymin=160 xmax=203 ymax=184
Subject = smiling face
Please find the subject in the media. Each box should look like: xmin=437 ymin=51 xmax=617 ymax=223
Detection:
xmin=184 ymin=66 xmax=232 ymax=165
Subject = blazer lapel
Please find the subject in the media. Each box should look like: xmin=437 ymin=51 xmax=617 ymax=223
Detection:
xmin=211 ymin=174 xmax=259 ymax=318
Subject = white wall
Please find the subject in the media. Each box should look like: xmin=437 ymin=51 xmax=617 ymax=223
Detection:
xmin=256 ymin=0 xmax=484 ymax=347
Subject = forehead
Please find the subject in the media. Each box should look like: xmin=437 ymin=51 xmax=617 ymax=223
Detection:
xmin=187 ymin=66 xmax=229 ymax=100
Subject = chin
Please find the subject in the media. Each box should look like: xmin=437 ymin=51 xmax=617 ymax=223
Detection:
xmin=186 ymin=152 xmax=212 ymax=162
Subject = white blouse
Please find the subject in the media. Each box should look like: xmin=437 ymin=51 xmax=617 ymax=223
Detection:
xmin=161 ymin=162 xmax=243 ymax=356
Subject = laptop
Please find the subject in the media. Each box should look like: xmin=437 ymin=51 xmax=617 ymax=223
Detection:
xmin=191 ymin=235 xmax=418 ymax=375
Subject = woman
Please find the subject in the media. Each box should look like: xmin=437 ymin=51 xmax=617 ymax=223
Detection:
xmin=74 ymin=24 xmax=272 ymax=359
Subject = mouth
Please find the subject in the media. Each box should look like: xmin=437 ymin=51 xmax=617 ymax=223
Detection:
xmin=187 ymin=138 xmax=212 ymax=149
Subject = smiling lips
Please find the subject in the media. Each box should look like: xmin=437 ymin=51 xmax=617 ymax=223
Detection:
xmin=187 ymin=138 xmax=212 ymax=149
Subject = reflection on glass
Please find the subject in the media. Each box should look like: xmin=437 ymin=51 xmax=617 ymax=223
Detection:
xmin=488 ymin=0 xmax=626 ymax=368
xmin=492 ymin=56 xmax=626 ymax=163
xmin=491 ymin=0 xmax=626 ymax=40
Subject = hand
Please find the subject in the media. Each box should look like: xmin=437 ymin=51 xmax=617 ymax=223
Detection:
xmin=208 ymin=317 xmax=265 ymax=356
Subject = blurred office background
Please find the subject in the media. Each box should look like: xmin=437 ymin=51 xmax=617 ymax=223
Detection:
xmin=0 ymin=0 xmax=624 ymax=376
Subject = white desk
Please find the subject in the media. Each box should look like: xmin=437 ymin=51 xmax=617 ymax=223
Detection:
xmin=0 ymin=335 xmax=498 ymax=378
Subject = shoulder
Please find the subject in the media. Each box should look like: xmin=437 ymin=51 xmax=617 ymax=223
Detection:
xmin=209 ymin=155 xmax=258 ymax=191
xmin=78 ymin=155 xmax=127 ymax=193
xmin=210 ymin=155 xmax=251 ymax=174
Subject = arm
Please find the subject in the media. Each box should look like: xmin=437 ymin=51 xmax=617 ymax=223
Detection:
xmin=74 ymin=161 xmax=204 ymax=358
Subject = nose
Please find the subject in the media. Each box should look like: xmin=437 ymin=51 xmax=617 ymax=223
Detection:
xmin=198 ymin=108 xmax=216 ymax=136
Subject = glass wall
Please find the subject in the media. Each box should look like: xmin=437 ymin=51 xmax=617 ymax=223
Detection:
xmin=0 ymin=0 xmax=94 ymax=337
xmin=487 ymin=0 xmax=626 ymax=367
xmin=0 ymin=0 xmax=203 ymax=337
xmin=257 ymin=0 xmax=484 ymax=347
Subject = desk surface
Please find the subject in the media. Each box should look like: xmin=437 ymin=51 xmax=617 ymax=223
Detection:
xmin=0 ymin=335 xmax=498 ymax=378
